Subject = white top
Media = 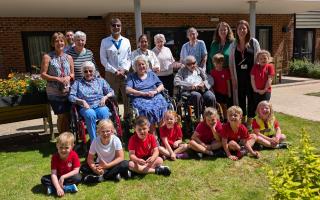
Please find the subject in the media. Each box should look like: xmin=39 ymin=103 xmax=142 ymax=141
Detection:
xmin=89 ymin=135 xmax=122 ymax=163
xmin=100 ymin=35 xmax=132 ymax=73
xmin=185 ymin=70 xmax=203 ymax=86
xmin=152 ymin=46 xmax=175 ymax=76
xmin=131 ymin=48 xmax=160 ymax=71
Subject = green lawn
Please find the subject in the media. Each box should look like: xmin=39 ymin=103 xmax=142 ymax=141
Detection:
xmin=0 ymin=113 xmax=319 ymax=200
xmin=305 ymin=92 xmax=320 ymax=97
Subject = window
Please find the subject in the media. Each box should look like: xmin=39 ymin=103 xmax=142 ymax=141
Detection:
xmin=294 ymin=29 xmax=315 ymax=61
xmin=256 ymin=26 xmax=272 ymax=52
xmin=22 ymin=32 xmax=54 ymax=72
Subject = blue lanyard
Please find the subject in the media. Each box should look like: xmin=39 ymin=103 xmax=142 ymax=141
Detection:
xmin=112 ymin=39 xmax=123 ymax=50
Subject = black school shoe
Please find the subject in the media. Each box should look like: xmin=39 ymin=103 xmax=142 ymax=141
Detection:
xmin=83 ymin=174 xmax=104 ymax=183
xmin=155 ymin=166 xmax=171 ymax=176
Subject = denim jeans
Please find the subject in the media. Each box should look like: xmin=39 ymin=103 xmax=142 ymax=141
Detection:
xmin=79 ymin=106 xmax=110 ymax=140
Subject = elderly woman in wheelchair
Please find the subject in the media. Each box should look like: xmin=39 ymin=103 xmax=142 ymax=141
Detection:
xmin=174 ymin=55 xmax=216 ymax=119
xmin=69 ymin=61 xmax=114 ymax=141
xmin=126 ymin=55 xmax=168 ymax=133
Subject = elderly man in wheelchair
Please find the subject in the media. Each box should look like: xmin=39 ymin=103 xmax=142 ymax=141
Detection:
xmin=69 ymin=61 xmax=114 ymax=141
xmin=174 ymin=55 xmax=216 ymax=120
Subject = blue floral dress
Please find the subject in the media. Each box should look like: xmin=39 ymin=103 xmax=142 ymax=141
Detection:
xmin=126 ymin=71 xmax=168 ymax=124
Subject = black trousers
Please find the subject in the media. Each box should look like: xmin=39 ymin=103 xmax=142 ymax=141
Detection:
xmin=253 ymin=92 xmax=271 ymax=112
xmin=238 ymin=84 xmax=255 ymax=118
xmin=158 ymin=74 xmax=174 ymax=97
xmin=41 ymin=174 xmax=82 ymax=187
xmin=80 ymin=160 xmax=129 ymax=180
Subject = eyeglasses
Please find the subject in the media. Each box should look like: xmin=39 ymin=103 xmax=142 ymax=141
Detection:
xmin=186 ymin=61 xmax=196 ymax=66
xmin=84 ymin=70 xmax=93 ymax=73
xmin=112 ymin=24 xmax=121 ymax=28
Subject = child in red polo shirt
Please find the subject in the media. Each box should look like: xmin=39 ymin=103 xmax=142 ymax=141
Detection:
xmin=210 ymin=53 xmax=231 ymax=120
xmin=128 ymin=116 xmax=171 ymax=176
xmin=158 ymin=110 xmax=189 ymax=160
xmin=189 ymin=107 xmax=223 ymax=158
xmin=41 ymin=132 xmax=81 ymax=196
xmin=253 ymin=101 xmax=287 ymax=149
xmin=250 ymin=50 xmax=275 ymax=110
xmin=221 ymin=106 xmax=260 ymax=161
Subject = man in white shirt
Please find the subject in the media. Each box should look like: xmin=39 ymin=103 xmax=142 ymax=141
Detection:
xmin=100 ymin=18 xmax=131 ymax=117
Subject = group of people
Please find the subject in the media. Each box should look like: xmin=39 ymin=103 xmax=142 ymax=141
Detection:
xmin=39 ymin=17 xmax=288 ymax=196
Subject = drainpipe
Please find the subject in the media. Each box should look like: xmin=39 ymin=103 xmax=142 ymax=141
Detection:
xmin=249 ymin=1 xmax=257 ymax=38
xmin=134 ymin=0 xmax=142 ymax=47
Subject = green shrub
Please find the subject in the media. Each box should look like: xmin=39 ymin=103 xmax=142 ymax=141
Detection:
xmin=289 ymin=59 xmax=320 ymax=79
xmin=267 ymin=129 xmax=320 ymax=199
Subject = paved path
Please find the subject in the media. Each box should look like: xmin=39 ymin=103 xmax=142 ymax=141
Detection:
xmin=0 ymin=76 xmax=319 ymax=139
xmin=272 ymin=76 xmax=320 ymax=122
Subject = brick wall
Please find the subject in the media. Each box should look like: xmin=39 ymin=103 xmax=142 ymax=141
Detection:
xmin=0 ymin=13 xmax=295 ymax=77
xmin=0 ymin=17 xmax=108 ymax=77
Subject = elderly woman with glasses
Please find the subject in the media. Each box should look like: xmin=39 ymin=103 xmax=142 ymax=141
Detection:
xmin=67 ymin=31 xmax=97 ymax=80
xmin=69 ymin=61 xmax=114 ymax=140
xmin=174 ymin=55 xmax=216 ymax=119
xmin=126 ymin=55 xmax=167 ymax=133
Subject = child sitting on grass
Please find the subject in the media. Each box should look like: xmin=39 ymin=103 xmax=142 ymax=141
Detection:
xmin=41 ymin=132 xmax=81 ymax=197
xmin=253 ymin=101 xmax=287 ymax=149
xmin=221 ymin=106 xmax=260 ymax=161
xmin=81 ymin=119 xmax=131 ymax=184
xmin=210 ymin=53 xmax=231 ymax=121
xmin=158 ymin=110 xmax=189 ymax=160
xmin=188 ymin=107 xmax=223 ymax=158
xmin=128 ymin=116 xmax=171 ymax=176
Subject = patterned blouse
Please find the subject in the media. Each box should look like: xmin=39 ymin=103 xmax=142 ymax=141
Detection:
xmin=69 ymin=77 xmax=114 ymax=108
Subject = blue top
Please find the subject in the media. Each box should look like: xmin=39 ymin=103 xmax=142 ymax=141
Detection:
xmin=180 ymin=40 xmax=207 ymax=68
xmin=69 ymin=77 xmax=114 ymax=108
xmin=47 ymin=52 xmax=71 ymax=91
xmin=126 ymin=71 xmax=162 ymax=96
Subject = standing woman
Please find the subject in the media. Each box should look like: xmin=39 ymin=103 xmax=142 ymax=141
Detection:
xmin=229 ymin=20 xmax=260 ymax=128
xmin=41 ymin=32 xmax=75 ymax=134
xmin=207 ymin=22 xmax=234 ymax=74
xmin=131 ymin=34 xmax=160 ymax=73
xmin=152 ymin=34 xmax=182 ymax=96
xmin=67 ymin=31 xmax=97 ymax=80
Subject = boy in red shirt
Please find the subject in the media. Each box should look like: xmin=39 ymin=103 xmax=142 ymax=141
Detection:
xmin=210 ymin=53 xmax=231 ymax=120
xmin=189 ymin=107 xmax=223 ymax=158
xmin=128 ymin=116 xmax=171 ymax=176
xmin=250 ymin=50 xmax=275 ymax=111
xmin=41 ymin=132 xmax=81 ymax=196
xmin=221 ymin=106 xmax=260 ymax=161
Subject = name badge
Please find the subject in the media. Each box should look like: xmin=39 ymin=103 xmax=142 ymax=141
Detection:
xmin=241 ymin=64 xmax=247 ymax=69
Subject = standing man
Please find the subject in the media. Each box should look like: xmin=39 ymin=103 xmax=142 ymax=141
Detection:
xmin=65 ymin=30 xmax=75 ymax=52
xmin=100 ymin=18 xmax=131 ymax=118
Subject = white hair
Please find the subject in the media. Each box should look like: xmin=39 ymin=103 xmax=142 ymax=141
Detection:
xmin=133 ymin=55 xmax=149 ymax=71
xmin=74 ymin=31 xmax=86 ymax=40
xmin=184 ymin=55 xmax=197 ymax=65
xmin=154 ymin=34 xmax=166 ymax=44
xmin=81 ymin=61 xmax=96 ymax=76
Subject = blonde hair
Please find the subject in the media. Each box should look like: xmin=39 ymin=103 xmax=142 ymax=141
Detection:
xmin=96 ymin=119 xmax=115 ymax=135
xmin=56 ymin=132 xmax=74 ymax=146
xmin=256 ymin=100 xmax=275 ymax=123
xmin=134 ymin=116 xmax=150 ymax=127
xmin=203 ymin=107 xmax=220 ymax=121
xmin=256 ymin=49 xmax=271 ymax=64
xmin=160 ymin=110 xmax=182 ymax=127
xmin=213 ymin=53 xmax=224 ymax=65
xmin=227 ymin=106 xmax=243 ymax=117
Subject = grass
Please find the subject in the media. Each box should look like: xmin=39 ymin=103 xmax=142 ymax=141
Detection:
xmin=305 ymin=92 xmax=320 ymax=97
xmin=0 ymin=113 xmax=319 ymax=200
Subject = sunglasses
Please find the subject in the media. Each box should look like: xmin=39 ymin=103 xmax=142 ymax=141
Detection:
xmin=186 ymin=61 xmax=196 ymax=66
xmin=112 ymin=24 xmax=121 ymax=28
xmin=84 ymin=70 xmax=93 ymax=73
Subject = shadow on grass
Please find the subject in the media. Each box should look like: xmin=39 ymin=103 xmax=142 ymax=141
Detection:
xmin=0 ymin=133 xmax=56 ymax=157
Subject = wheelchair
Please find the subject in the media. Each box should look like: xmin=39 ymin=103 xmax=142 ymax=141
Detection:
xmin=70 ymin=96 xmax=123 ymax=156
xmin=123 ymin=89 xmax=176 ymax=143
xmin=174 ymin=86 xmax=224 ymax=138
